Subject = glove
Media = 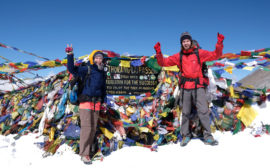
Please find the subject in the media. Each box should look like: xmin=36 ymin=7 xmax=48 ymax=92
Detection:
xmin=217 ymin=33 xmax=225 ymax=44
xmin=154 ymin=42 xmax=161 ymax=53
xmin=65 ymin=44 xmax=73 ymax=55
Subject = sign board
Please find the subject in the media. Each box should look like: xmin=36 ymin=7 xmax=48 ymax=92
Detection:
xmin=106 ymin=65 xmax=159 ymax=95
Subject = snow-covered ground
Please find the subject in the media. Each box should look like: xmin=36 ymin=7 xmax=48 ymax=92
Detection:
xmin=1 ymin=129 xmax=270 ymax=168
xmin=1 ymin=100 xmax=270 ymax=168
xmin=0 ymin=72 xmax=56 ymax=92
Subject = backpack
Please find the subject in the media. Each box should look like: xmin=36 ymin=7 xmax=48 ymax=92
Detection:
xmin=69 ymin=63 xmax=91 ymax=106
xmin=179 ymin=40 xmax=209 ymax=88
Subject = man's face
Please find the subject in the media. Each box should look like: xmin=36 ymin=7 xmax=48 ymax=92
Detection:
xmin=94 ymin=57 xmax=103 ymax=65
xmin=182 ymin=39 xmax=192 ymax=50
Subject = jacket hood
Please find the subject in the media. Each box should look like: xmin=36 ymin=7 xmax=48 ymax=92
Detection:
xmin=89 ymin=50 xmax=103 ymax=65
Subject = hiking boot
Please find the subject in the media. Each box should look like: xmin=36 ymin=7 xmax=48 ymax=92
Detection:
xmin=180 ymin=136 xmax=191 ymax=147
xmin=81 ymin=156 xmax=92 ymax=165
xmin=204 ymin=137 xmax=218 ymax=146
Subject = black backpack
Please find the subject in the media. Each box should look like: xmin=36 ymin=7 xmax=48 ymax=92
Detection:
xmin=177 ymin=40 xmax=209 ymax=107
xmin=69 ymin=63 xmax=91 ymax=105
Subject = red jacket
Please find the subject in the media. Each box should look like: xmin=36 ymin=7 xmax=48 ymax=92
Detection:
xmin=156 ymin=43 xmax=223 ymax=89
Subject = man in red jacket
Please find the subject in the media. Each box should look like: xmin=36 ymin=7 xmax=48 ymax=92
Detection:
xmin=154 ymin=32 xmax=224 ymax=146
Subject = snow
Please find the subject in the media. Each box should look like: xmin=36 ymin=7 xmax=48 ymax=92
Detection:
xmin=0 ymin=73 xmax=55 ymax=92
xmin=252 ymin=101 xmax=270 ymax=126
xmin=1 ymin=122 xmax=270 ymax=168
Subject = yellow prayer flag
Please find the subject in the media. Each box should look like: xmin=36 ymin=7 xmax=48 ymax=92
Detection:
xmin=150 ymin=55 xmax=156 ymax=58
xmin=71 ymin=115 xmax=79 ymax=121
xmin=148 ymin=118 xmax=154 ymax=127
xmin=165 ymin=78 xmax=172 ymax=84
xmin=237 ymin=104 xmax=258 ymax=127
xmin=224 ymin=66 xmax=233 ymax=74
xmin=43 ymin=128 xmax=48 ymax=134
xmin=61 ymin=59 xmax=67 ymax=64
xmin=140 ymin=109 xmax=145 ymax=118
xmin=243 ymin=66 xmax=255 ymax=71
xmin=246 ymin=85 xmax=254 ymax=89
xmin=159 ymin=112 xmax=168 ymax=117
xmin=78 ymin=54 xmax=89 ymax=60
xmin=171 ymin=134 xmax=177 ymax=141
xmin=49 ymin=127 xmax=56 ymax=142
xmin=154 ymin=134 xmax=159 ymax=141
xmin=154 ymin=83 xmax=160 ymax=92
xmin=42 ymin=61 xmax=56 ymax=67
xmin=118 ymin=141 xmax=124 ymax=149
xmin=0 ymin=65 xmax=8 ymax=71
xmin=120 ymin=60 xmax=130 ymax=68
xmin=0 ymin=123 xmax=4 ymax=131
xmin=18 ymin=63 xmax=29 ymax=69
xmin=130 ymin=96 xmax=136 ymax=100
xmin=239 ymin=56 xmax=250 ymax=59
xmin=139 ymin=127 xmax=149 ymax=133
xmin=123 ymin=119 xmax=132 ymax=123
xmin=100 ymin=127 xmax=114 ymax=139
xmin=32 ymin=113 xmax=43 ymax=127
xmin=136 ymin=142 xmax=144 ymax=147
xmin=163 ymin=65 xmax=179 ymax=72
xmin=11 ymin=112 xmax=19 ymax=120
xmin=258 ymin=52 xmax=267 ymax=56
xmin=230 ymin=85 xmax=235 ymax=98
xmin=126 ymin=106 xmax=136 ymax=116
xmin=21 ymin=116 xmax=27 ymax=121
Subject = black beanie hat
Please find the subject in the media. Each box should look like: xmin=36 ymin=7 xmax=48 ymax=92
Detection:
xmin=93 ymin=52 xmax=104 ymax=60
xmin=180 ymin=32 xmax=192 ymax=44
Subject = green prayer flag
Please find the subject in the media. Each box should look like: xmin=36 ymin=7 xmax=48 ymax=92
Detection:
xmin=265 ymin=125 xmax=270 ymax=133
xmin=262 ymin=67 xmax=270 ymax=71
xmin=226 ymin=79 xmax=232 ymax=86
xmin=205 ymin=61 xmax=215 ymax=66
xmin=262 ymin=87 xmax=267 ymax=95
xmin=55 ymin=61 xmax=61 ymax=65
xmin=109 ymin=58 xmax=120 ymax=66
xmin=213 ymin=71 xmax=221 ymax=79
xmin=221 ymin=114 xmax=233 ymax=130
xmin=151 ymin=89 xmax=156 ymax=95
xmin=233 ymin=119 xmax=242 ymax=135
xmin=15 ymin=62 xmax=23 ymax=66
xmin=244 ymin=99 xmax=253 ymax=105
xmin=163 ymin=107 xmax=171 ymax=113
xmin=145 ymin=58 xmax=161 ymax=73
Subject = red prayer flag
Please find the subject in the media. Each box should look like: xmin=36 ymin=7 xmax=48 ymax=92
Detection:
xmin=241 ymin=51 xmax=252 ymax=56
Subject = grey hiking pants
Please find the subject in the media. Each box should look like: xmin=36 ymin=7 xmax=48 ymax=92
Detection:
xmin=79 ymin=99 xmax=101 ymax=156
xmin=180 ymin=88 xmax=212 ymax=139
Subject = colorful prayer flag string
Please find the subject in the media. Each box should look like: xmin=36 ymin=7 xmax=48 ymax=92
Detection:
xmin=0 ymin=42 xmax=50 ymax=61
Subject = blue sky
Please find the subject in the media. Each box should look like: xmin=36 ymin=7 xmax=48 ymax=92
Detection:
xmin=1 ymin=0 xmax=269 ymax=81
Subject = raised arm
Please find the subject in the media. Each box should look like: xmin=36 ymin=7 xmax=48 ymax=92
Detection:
xmin=199 ymin=33 xmax=225 ymax=63
xmin=66 ymin=44 xmax=86 ymax=77
xmin=154 ymin=42 xmax=179 ymax=67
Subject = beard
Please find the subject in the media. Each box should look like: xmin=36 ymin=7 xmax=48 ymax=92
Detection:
xmin=97 ymin=63 xmax=104 ymax=70
xmin=183 ymin=45 xmax=191 ymax=50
